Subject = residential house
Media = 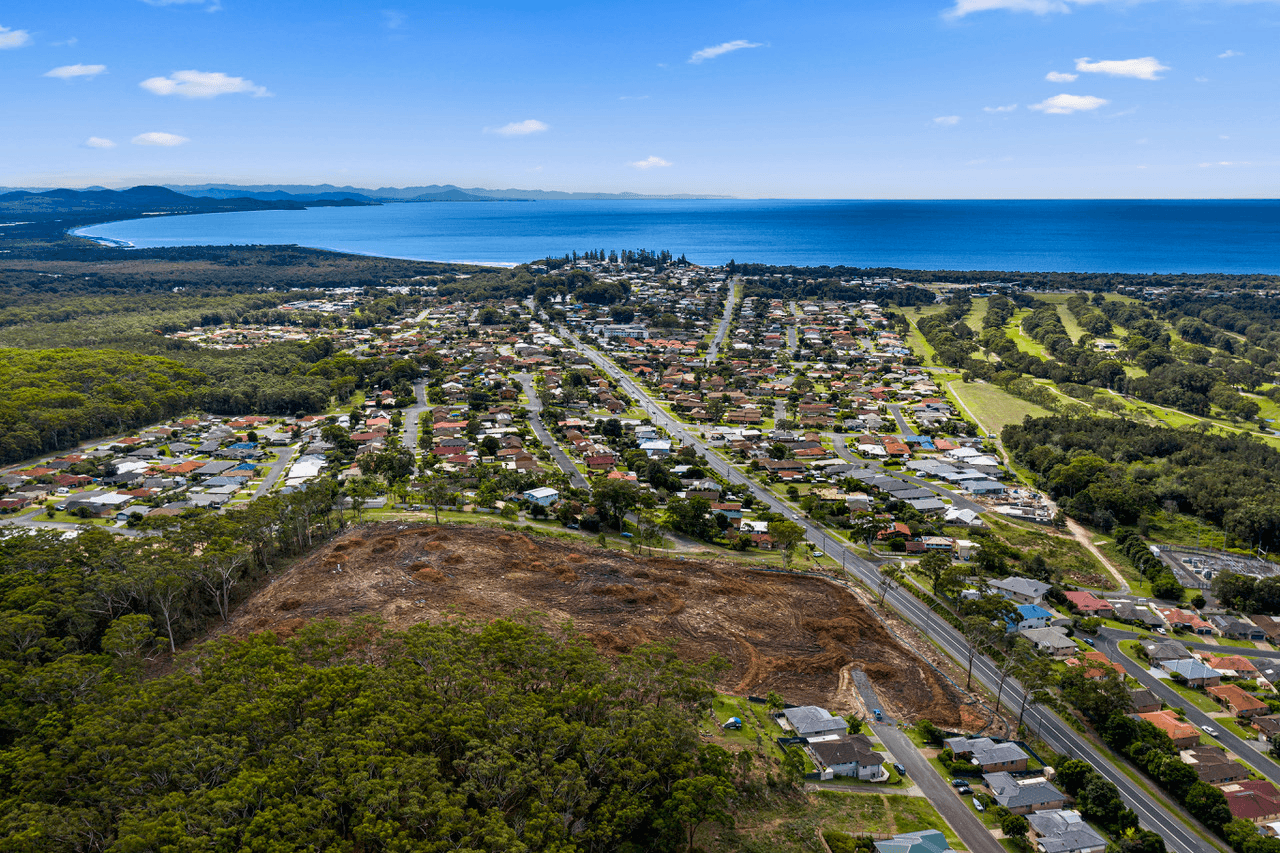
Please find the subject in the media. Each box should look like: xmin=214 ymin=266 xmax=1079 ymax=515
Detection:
xmin=810 ymin=734 xmax=885 ymax=781
xmin=1027 ymin=810 xmax=1107 ymax=853
xmin=1204 ymin=656 xmax=1258 ymax=679
xmin=1254 ymin=716 xmax=1280 ymax=741
xmin=1007 ymin=604 xmax=1054 ymax=634
xmin=983 ymin=772 xmax=1067 ymax=815
xmin=523 ymin=487 xmax=560 ymax=507
xmin=1222 ymin=781 xmax=1280 ymax=824
xmin=1128 ymin=689 xmax=1162 ymax=714
xmin=1142 ymin=640 xmax=1192 ymax=666
xmin=1021 ymin=627 xmax=1078 ymax=658
xmin=1135 ymin=711 xmax=1202 ymax=748
xmin=1251 ymin=615 xmax=1280 ymax=645
xmin=1210 ymin=616 xmax=1268 ymax=642
xmin=944 ymin=737 xmax=1029 ymax=773
xmin=988 ymin=577 xmax=1052 ymax=606
xmin=1161 ymin=658 xmax=1222 ymax=688
xmin=1062 ymin=591 xmax=1115 ymax=619
xmin=781 ymin=706 xmax=848 ymax=739
xmin=1155 ymin=606 xmax=1216 ymax=635
xmin=1180 ymin=746 xmax=1249 ymax=786
xmin=1207 ymin=684 xmax=1269 ymax=718
xmin=874 ymin=830 xmax=951 ymax=853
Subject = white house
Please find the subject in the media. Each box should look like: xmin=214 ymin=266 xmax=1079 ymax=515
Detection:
xmin=523 ymin=487 xmax=560 ymax=507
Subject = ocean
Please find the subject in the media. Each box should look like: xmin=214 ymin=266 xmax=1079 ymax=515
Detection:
xmin=75 ymin=198 xmax=1280 ymax=274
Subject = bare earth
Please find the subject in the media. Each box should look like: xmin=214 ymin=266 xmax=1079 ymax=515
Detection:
xmin=222 ymin=523 xmax=967 ymax=727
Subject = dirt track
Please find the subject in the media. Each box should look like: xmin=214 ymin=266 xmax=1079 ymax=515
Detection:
xmin=224 ymin=523 xmax=966 ymax=726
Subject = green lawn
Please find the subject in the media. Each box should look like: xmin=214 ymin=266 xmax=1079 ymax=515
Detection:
xmin=1165 ymin=682 xmax=1221 ymax=714
xmin=945 ymin=379 xmax=1052 ymax=435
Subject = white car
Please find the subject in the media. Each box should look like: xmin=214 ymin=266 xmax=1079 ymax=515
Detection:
xmin=1203 ymin=725 xmax=1220 ymax=738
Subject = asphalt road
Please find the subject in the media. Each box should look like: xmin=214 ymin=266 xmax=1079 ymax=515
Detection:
xmin=564 ymin=327 xmax=1222 ymax=853
xmin=705 ymin=278 xmax=739 ymax=366
xmin=515 ymin=373 xmax=590 ymax=491
xmin=887 ymin=403 xmax=915 ymax=437
xmin=253 ymin=443 xmax=298 ymax=498
xmin=853 ymin=671 xmax=1004 ymax=853
xmin=1096 ymin=628 xmax=1280 ymax=781
xmin=401 ymin=379 xmax=428 ymax=454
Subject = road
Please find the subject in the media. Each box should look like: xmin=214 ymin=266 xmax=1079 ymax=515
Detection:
xmin=564 ymin=326 xmax=1222 ymax=853
xmin=1096 ymin=628 xmax=1280 ymax=781
xmin=830 ymin=434 xmax=984 ymax=515
xmin=705 ymin=278 xmax=739 ymax=366
xmin=401 ymin=379 xmax=429 ymax=454
xmin=853 ymin=671 xmax=1003 ymax=853
xmin=253 ymin=443 xmax=298 ymax=498
xmin=515 ymin=373 xmax=590 ymax=491
xmin=886 ymin=403 xmax=915 ymax=437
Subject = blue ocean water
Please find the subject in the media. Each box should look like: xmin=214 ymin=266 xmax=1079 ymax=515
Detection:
xmin=76 ymin=199 xmax=1280 ymax=274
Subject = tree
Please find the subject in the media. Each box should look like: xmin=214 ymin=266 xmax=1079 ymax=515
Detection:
xmin=1184 ymin=781 xmax=1232 ymax=833
xmin=421 ymin=475 xmax=455 ymax=525
xmin=1078 ymin=775 xmax=1126 ymax=828
xmin=918 ymin=550 xmax=954 ymax=595
xmin=878 ymin=562 xmax=905 ymax=604
xmin=999 ymin=812 xmax=1029 ymax=840
xmin=591 ymin=476 xmax=642 ymax=531
xmin=767 ymin=520 xmax=806 ymax=569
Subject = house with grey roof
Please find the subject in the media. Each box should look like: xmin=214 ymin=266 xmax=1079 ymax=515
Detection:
xmin=1020 ymin=627 xmax=1078 ymax=658
xmin=984 ymin=772 xmax=1067 ymax=815
xmin=1161 ymin=657 xmax=1222 ymax=688
xmin=944 ymin=737 xmax=1029 ymax=772
xmin=1027 ymin=810 xmax=1106 ymax=853
xmin=874 ymin=830 xmax=950 ymax=853
xmin=781 ymin=706 xmax=848 ymax=739
xmin=988 ymin=576 xmax=1052 ymax=606
xmin=810 ymin=734 xmax=885 ymax=781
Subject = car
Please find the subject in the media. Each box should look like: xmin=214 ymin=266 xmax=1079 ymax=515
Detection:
xmin=1156 ymin=627 xmax=1168 ymax=635
xmin=950 ymin=779 xmax=969 ymax=788
xmin=873 ymin=709 xmax=883 ymax=722
xmin=813 ymin=550 xmax=824 ymax=558
xmin=958 ymin=786 xmax=973 ymax=796
xmin=972 ymin=796 xmax=985 ymax=812
xmin=893 ymin=762 xmax=906 ymax=776
xmin=1204 ymin=725 xmax=1220 ymax=738
xmin=567 ymin=523 xmax=579 ymax=530
xmin=1084 ymin=638 xmax=1095 ymax=646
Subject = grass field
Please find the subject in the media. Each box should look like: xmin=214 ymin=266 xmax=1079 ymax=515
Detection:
xmin=710 ymin=791 xmax=967 ymax=852
xmin=945 ymin=379 xmax=1052 ymax=434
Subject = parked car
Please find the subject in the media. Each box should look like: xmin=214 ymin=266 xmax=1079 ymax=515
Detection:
xmin=1204 ymin=725 xmax=1220 ymax=738
xmin=893 ymin=762 xmax=906 ymax=776
xmin=950 ymin=779 xmax=969 ymax=788
xmin=958 ymin=785 xmax=973 ymax=795
xmin=1084 ymin=638 xmax=1095 ymax=646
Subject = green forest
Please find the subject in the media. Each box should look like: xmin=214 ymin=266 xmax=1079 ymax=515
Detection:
xmin=1003 ymin=415 xmax=1280 ymax=549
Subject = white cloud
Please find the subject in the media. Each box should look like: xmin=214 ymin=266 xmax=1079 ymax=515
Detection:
xmin=984 ymin=104 xmax=1018 ymax=113
xmin=140 ymin=70 xmax=269 ymax=98
xmin=1195 ymin=76 xmax=1209 ymax=83
xmin=132 ymin=131 xmax=189 ymax=146
xmin=84 ymin=137 xmax=116 ymax=149
xmin=487 ymin=119 xmax=549 ymax=136
xmin=934 ymin=115 xmax=961 ymax=125
xmin=45 ymin=64 xmax=107 ymax=80
xmin=630 ymin=156 xmax=671 ymax=169
xmin=689 ymin=40 xmax=761 ymax=64
xmin=1199 ymin=160 xmax=1248 ymax=167
xmin=1029 ymin=94 xmax=1109 ymax=114
xmin=945 ymin=0 xmax=1071 ymax=18
xmin=1075 ymin=56 xmax=1168 ymax=80
xmin=0 ymin=25 xmax=32 ymax=48
xmin=1219 ymin=49 xmax=1242 ymax=58
xmin=1046 ymin=71 xmax=1078 ymax=82
xmin=383 ymin=10 xmax=405 ymax=28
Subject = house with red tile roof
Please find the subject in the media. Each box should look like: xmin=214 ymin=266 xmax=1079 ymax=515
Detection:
xmin=1222 ymin=781 xmax=1280 ymax=824
xmin=1063 ymin=591 xmax=1115 ymax=618
xmin=1208 ymin=684 xmax=1270 ymax=718
xmin=1136 ymin=711 xmax=1201 ymax=748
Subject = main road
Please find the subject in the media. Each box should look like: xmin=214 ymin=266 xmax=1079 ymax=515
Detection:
xmin=563 ymin=327 xmax=1223 ymax=853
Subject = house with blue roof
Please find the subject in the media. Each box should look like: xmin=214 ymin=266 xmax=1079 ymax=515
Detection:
xmin=874 ymin=830 xmax=950 ymax=853
xmin=1006 ymin=604 xmax=1053 ymax=633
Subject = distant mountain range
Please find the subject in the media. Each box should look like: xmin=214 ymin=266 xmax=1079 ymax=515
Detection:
xmin=0 ymin=185 xmax=371 ymax=215
xmin=163 ymin=183 xmax=735 ymax=202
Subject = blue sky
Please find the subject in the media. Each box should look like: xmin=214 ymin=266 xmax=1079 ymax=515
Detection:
xmin=1 ymin=0 xmax=1277 ymax=197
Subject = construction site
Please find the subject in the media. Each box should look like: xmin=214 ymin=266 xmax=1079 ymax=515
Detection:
xmin=223 ymin=523 xmax=973 ymax=728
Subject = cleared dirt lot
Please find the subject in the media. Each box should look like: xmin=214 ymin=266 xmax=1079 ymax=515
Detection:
xmin=224 ymin=523 xmax=966 ymax=727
